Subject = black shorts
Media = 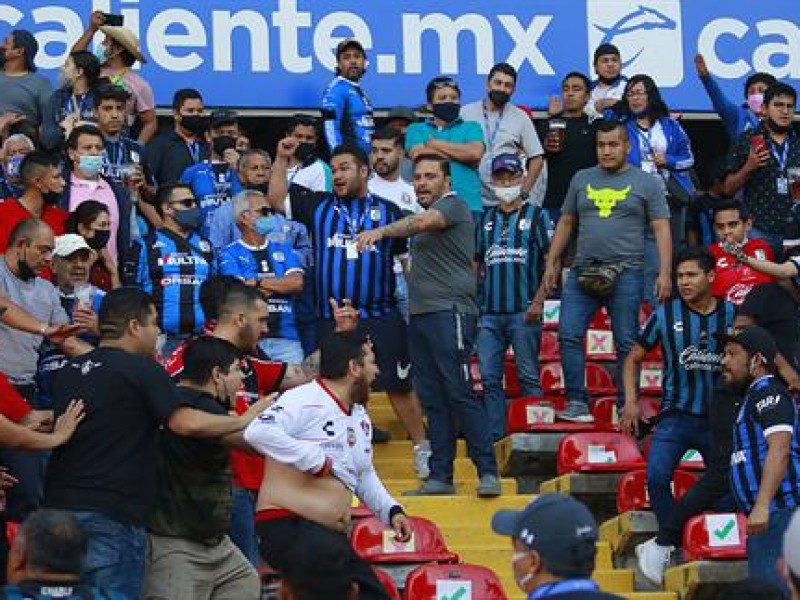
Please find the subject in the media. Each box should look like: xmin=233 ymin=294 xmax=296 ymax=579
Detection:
xmin=321 ymin=308 xmax=412 ymax=393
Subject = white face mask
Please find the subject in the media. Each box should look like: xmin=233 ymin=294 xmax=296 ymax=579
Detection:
xmin=494 ymin=184 xmax=521 ymax=204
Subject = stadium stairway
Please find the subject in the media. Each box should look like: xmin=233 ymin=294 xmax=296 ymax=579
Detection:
xmin=367 ymin=393 xmax=678 ymax=600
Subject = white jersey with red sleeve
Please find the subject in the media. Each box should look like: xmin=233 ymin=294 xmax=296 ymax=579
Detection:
xmin=710 ymin=239 xmax=775 ymax=305
xmin=243 ymin=378 xmax=401 ymax=525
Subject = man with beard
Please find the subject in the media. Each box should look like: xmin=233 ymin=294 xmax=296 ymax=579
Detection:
xmin=716 ymin=326 xmax=800 ymax=594
xmin=461 ymin=62 xmax=544 ymax=209
xmin=722 ymin=83 xmax=800 ymax=257
xmin=322 ymin=39 xmax=374 ymax=155
xmin=245 ymin=330 xmax=411 ymax=600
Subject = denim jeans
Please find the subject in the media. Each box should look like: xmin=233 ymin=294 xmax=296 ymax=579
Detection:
xmin=395 ymin=270 xmax=409 ymax=323
xmin=409 ymin=310 xmax=498 ymax=483
xmin=747 ymin=506 xmax=795 ymax=596
xmin=258 ymin=337 xmax=305 ymax=363
xmin=477 ymin=312 xmax=543 ymax=441
xmin=228 ymin=485 xmax=259 ymax=567
xmin=70 ymin=510 xmax=146 ymax=600
xmin=646 ymin=412 xmax=712 ymax=528
xmin=643 ymin=234 xmax=659 ymax=310
xmin=558 ymin=267 xmax=643 ymax=409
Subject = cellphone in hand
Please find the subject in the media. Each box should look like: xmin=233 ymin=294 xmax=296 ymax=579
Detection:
xmin=102 ymin=13 xmax=124 ymax=27
xmin=750 ymin=134 xmax=767 ymax=154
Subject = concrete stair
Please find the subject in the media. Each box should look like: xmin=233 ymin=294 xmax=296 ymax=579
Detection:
xmin=365 ymin=392 xmax=678 ymax=599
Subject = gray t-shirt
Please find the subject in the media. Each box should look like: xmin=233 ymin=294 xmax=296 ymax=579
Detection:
xmin=0 ymin=71 xmax=53 ymax=126
xmin=460 ymin=100 xmax=543 ymax=207
xmin=0 ymin=258 xmax=69 ymax=385
xmin=562 ymin=165 xmax=669 ymax=268
xmin=409 ymin=193 xmax=478 ymax=315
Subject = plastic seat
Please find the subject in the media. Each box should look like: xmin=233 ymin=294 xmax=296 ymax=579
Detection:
xmin=404 ymin=563 xmax=508 ymax=600
xmin=585 ymin=329 xmax=616 ymax=361
xmin=639 ymin=361 xmax=663 ymax=393
xmin=557 ymin=431 xmax=645 ymax=475
xmin=682 ymin=513 xmax=748 ymax=561
xmin=616 ymin=469 xmax=700 ymax=514
xmin=373 ymin=567 xmax=402 ymax=600
xmin=469 ymin=356 xmax=483 ymax=395
xmin=351 ymin=496 xmax=373 ymax=519
xmin=503 ymin=356 xmax=521 ymax=398
xmin=542 ymin=299 xmax=560 ymax=330
xmin=350 ymin=516 xmax=459 ymax=564
xmin=540 ymin=363 xmax=565 ymax=393
xmin=539 ymin=330 xmax=560 ymax=362
xmin=586 ymin=363 xmax=616 ymax=396
xmin=589 ymin=307 xmax=612 ymax=330
xmin=590 ymin=396 xmax=619 ymax=429
xmin=506 ymin=395 xmax=598 ymax=434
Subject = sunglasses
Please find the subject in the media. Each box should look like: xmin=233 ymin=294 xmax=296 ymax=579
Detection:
xmin=169 ymin=197 xmax=196 ymax=208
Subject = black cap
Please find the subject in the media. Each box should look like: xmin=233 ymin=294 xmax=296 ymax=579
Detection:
xmin=593 ymin=43 xmax=620 ymax=63
xmin=714 ymin=325 xmax=777 ymax=365
xmin=210 ymin=109 xmax=238 ymax=129
xmin=336 ymin=38 xmax=366 ymax=60
xmin=492 ymin=494 xmax=597 ymax=571
xmin=12 ymin=30 xmax=38 ymax=72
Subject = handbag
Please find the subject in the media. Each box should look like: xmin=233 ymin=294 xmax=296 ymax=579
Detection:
xmin=577 ymin=262 xmax=622 ymax=298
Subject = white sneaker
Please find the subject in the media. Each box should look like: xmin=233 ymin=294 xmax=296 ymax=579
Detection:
xmin=636 ymin=537 xmax=674 ymax=586
xmin=413 ymin=441 xmax=432 ymax=479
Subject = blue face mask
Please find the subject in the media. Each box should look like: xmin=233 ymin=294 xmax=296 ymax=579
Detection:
xmin=255 ymin=215 xmax=282 ymax=237
xmin=78 ymin=154 xmax=104 ymax=177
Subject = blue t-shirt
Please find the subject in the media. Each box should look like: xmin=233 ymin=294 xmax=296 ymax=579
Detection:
xmin=180 ymin=161 xmax=243 ymax=238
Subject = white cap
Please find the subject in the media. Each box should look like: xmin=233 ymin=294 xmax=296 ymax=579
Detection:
xmin=784 ymin=509 xmax=800 ymax=577
xmin=53 ymin=234 xmax=96 ymax=259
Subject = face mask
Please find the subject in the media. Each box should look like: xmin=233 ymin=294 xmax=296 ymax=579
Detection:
xmin=6 ymin=154 xmax=23 ymax=179
xmin=78 ymin=154 xmax=104 ymax=177
xmin=494 ymin=184 xmax=522 ymax=204
xmin=768 ymin=117 xmax=791 ymax=135
xmin=180 ymin=114 xmax=209 ymax=136
xmin=747 ymin=93 xmax=764 ymax=114
xmin=432 ymin=102 xmax=461 ymax=123
xmin=86 ymin=229 xmax=110 ymax=250
xmin=42 ymin=191 xmax=62 ymax=205
xmin=93 ymin=46 xmax=109 ymax=64
xmin=212 ymin=135 xmax=236 ymax=158
xmin=173 ymin=206 xmax=201 ymax=230
xmin=295 ymin=142 xmax=316 ymax=163
xmin=17 ymin=251 xmax=36 ymax=282
xmin=488 ymin=90 xmax=511 ymax=107
xmin=245 ymin=182 xmax=269 ymax=194
xmin=255 ymin=214 xmax=284 ymax=237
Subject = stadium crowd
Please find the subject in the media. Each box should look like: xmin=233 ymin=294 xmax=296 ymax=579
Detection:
xmin=0 ymin=7 xmax=799 ymax=600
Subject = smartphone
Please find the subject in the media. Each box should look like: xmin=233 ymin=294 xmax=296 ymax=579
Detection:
xmin=751 ymin=134 xmax=767 ymax=154
xmin=102 ymin=13 xmax=124 ymax=27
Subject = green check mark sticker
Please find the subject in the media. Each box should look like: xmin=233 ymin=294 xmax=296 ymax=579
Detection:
xmin=544 ymin=303 xmax=560 ymax=321
xmin=713 ymin=518 xmax=736 ymax=541
xmin=442 ymin=588 xmax=467 ymax=600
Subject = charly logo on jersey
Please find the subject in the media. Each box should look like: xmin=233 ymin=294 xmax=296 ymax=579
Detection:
xmin=587 ymin=0 xmax=684 ymax=87
xmin=679 ymin=345 xmax=723 ymax=371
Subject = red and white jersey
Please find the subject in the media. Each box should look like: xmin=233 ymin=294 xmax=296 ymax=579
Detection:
xmin=710 ymin=239 xmax=775 ymax=305
xmin=244 ymin=378 xmax=400 ymax=524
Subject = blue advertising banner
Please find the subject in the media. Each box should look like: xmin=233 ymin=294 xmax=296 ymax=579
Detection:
xmin=3 ymin=0 xmax=799 ymax=111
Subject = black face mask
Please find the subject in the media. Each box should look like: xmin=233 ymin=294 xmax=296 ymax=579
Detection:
xmin=86 ymin=229 xmax=110 ymax=250
xmin=42 ymin=191 xmax=61 ymax=205
xmin=432 ymin=102 xmax=461 ymax=123
xmin=17 ymin=252 xmax=35 ymax=282
xmin=212 ymin=135 xmax=236 ymax=158
xmin=245 ymin=182 xmax=269 ymax=194
xmin=295 ymin=142 xmax=316 ymax=164
xmin=488 ymin=90 xmax=510 ymax=107
xmin=181 ymin=114 xmax=209 ymax=136
xmin=768 ymin=118 xmax=792 ymax=135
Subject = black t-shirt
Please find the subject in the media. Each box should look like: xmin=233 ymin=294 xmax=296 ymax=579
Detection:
xmin=737 ymin=282 xmax=800 ymax=363
xmin=44 ymin=347 xmax=185 ymax=526
xmin=143 ymin=130 xmax=210 ymax=185
xmin=537 ymin=115 xmax=597 ymax=210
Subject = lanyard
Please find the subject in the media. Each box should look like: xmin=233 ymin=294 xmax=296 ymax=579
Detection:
xmin=66 ymin=92 xmax=89 ymax=117
xmin=770 ymin=139 xmax=790 ymax=172
xmin=334 ymin=195 xmax=376 ymax=236
xmin=637 ymin=124 xmax=656 ymax=157
xmin=528 ymin=579 xmax=599 ymax=599
xmin=483 ymin=102 xmax=505 ymax=147
xmin=188 ymin=141 xmax=200 ymax=164
xmin=104 ymin=140 xmax=125 ymax=169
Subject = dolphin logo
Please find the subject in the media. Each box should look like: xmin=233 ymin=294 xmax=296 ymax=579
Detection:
xmin=594 ymin=4 xmax=677 ymax=69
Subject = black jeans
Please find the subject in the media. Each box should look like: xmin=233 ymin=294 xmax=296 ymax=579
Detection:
xmin=656 ymin=387 xmax=739 ymax=547
xmin=256 ymin=517 xmax=390 ymax=600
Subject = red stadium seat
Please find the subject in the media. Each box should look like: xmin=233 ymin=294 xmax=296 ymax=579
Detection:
xmin=585 ymin=329 xmax=616 ymax=361
xmin=678 ymin=448 xmax=706 ymax=471
xmin=350 ymin=516 xmax=459 ymax=564
xmin=589 ymin=307 xmax=612 ymax=330
xmin=503 ymin=356 xmax=521 ymax=398
xmin=404 ymin=563 xmax=508 ymax=600
xmin=586 ymin=363 xmax=616 ymax=396
xmin=640 ymin=395 xmax=661 ymax=422
xmin=469 ymin=357 xmax=483 ymax=395
xmin=590 ymin=396 xmax=619 ymax=429
xmin=373 ymin=567 xmax=402 ymax=600
xmin=557 ymin=432 xmax=645 ymax=475
xmin=351 ymin=497 xmax=374 ymax=519
xmin=639 ymin=362 xmax=663 ymax=393
xmin=616 ymin=469 xmax=700 ymax=514
xmin=540 ymin=363 xmax=565 ymax=393
xmin=542 ymin=299 xmax=561 ymax=330
xmin=540 ymin=330 xmax=560 ymax=362
xmin=682 ymin=513 xmax=748 ymax=561
xmin=506 ymin=396 xmax=599 ymax=434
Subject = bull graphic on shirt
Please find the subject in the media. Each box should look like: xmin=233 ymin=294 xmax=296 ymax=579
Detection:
xmin=586 ymin=184 xmax=631 ymax=218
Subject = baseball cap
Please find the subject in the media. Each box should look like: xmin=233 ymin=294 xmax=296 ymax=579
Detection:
xmin=784 ymin=510 xmax=800 ymax=578
xmin=210 ymin=109 xmax=239 ymax=129
xmin=336 ymin=38 xmax=366 ymax=59
xmin=714 ymin=325 xmax=777 ymax=365
xmin=387 ymin=106 xmax=416 ymax=124
xmin=593 ymin=43 xmax=620 ymax=63
xmin=12 ymin=30 xmax=38 ymax=72
xmin=492 ymin=494 xmax=598 ymax=571
xmin=491 ymin=153 xmax=524 ymax=175
xmin=54 ymin=234 xmax=96 ymax=259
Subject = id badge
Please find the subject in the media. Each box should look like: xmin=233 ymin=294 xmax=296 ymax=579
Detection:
xmin=346 ymin=242 xmax=359 ymax=260
xmin=777 ymin=177 xmax=789 ymax=195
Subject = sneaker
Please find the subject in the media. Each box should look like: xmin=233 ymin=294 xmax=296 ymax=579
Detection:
xmin=556 ymin=402 xmax=595 ymax=423
xmin=476 ymin=474 xmax=502 ymax=498
xmin=413 ymin=440 xmax=432 ymax=479
xmin=636 ymin=537 xmax=674 ymax=586
xmin=402 ymin=479 xmax=455 ymax=496
xmin=372 ymin=426 xmax=391 ymax=444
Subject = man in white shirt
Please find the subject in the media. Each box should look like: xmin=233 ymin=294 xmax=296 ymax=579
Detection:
xmin=586 ymin=44 xmax=628 ymax=121
xmin=368 ymin=127 xmax=421 ymax=216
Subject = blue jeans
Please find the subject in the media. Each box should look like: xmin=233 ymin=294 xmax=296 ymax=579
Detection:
xmin=643 ymin=235 xmax=659 ymax=310
xmin=228 ymin=485 xmax=259 ymax=567
xmin=558 ymin=268 xmax=643 ymax=409
xmin=70 ymin=510 xmax=146 ymax=599
xmin=747 ymin=506 xmax=795 ymax=596
xmin=646 ymin=412 xmax=712 ymax=527
xmin=395 ymin=270 xmax=409 ymax=323
xmin=258 ymin=337 xmax=304 ymax=363
xmin=477 ymin=312 xmax=543 ymax=441
xmin=409 ymin=310 xmax=498 ymax=483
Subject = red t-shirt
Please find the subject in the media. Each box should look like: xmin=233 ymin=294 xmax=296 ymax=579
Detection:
xmin=0 ymin=199 xmax=68 ymax=252
xmin=0 ymin=371 xmax=31 ymax=422
xmin=164 ymin=336 xmax=287 ymax=490
xmin=710 ymin=239 xmax=775 ymax=305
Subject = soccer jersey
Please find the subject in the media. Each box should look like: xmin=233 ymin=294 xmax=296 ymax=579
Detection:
xmin=476 ymin=203 xmax=550 ymax=314
xmin=180 ymin=161 xmax=243 ymax=238
xmin=709 ymin=239 xmax=774 ymax=305
xmin=321 ymin=76 xmax=375 ymax=154
xmin=731 ymin=375 xmax=800 ymax=513
xmin=638 ymin=298 xmax=735 ymax=415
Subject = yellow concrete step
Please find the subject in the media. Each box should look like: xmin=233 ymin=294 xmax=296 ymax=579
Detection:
xmin=457 ymin=541 xmax=613 ymax=571
xmin=384 ymin=477 xmax=518 ymax=497
xmin=375 ymin=457 xmax=481 ymax=480
xmin=373 ymin=439 xmax=470 ymax=460
xmin=400 ymin=494 xmax=532 ymax=526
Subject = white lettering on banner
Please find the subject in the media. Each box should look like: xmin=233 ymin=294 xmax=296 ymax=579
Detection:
xmin=678 ymin=345 xmax=723 ymax=371
xmin=212 ymin=11 xmax=271 ymax=72
xmin=314 ymin=11 xmax=372 ymax=72
xmin=272 ymin=0 xmax=312 ymax=73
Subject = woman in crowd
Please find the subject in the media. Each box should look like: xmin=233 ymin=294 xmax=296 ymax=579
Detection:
xmin=65 ymin=200 xmax=120 ymax=290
